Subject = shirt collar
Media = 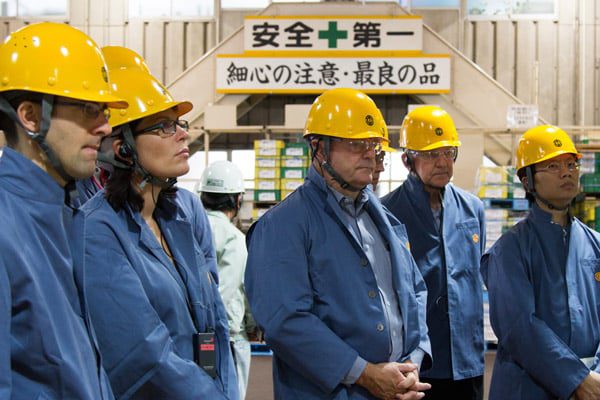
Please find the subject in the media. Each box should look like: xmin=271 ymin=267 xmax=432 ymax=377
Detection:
xmin=0 ymin=147 xmax=65 ymax=205
xmin=328 ymin=185 xmax=369 ymax=217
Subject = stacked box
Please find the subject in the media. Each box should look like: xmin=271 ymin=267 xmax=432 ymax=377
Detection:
xmin=477 ymin=166 xmax=524 ymax=199
xmin=253 ymin=140 xmax=284 ymax=203
xmin=252 ymin=141 xmax=311 ymax=221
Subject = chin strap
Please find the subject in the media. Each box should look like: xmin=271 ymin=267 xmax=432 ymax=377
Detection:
xmin=0 ymin=94 xmax=74 ymax=185
xmin=525 ymin=166 xmax=570 ymax=211
xmin=311 ymin=136 xmax=363 ymax=193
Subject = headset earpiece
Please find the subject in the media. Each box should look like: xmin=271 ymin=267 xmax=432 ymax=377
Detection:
xmin=118 ymin=143 xmax=132 ymax=158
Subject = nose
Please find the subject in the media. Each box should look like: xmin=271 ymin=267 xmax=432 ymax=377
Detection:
xmin=93 ymin=119 xmax=112 ymax=138
xmin=174 ymin=124 xmax=189 ymax=142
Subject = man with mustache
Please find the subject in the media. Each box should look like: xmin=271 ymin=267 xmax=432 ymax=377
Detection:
xmin=382 ymin=106 xmax=485 ymax=400
xmin=482 ymin=125 xmax=600 ymax=400
xmin=245 ymin=88 xmax=431 ymax=400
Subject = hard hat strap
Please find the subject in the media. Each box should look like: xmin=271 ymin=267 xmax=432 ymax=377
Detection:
xmin=0 ymin=94 xmax=74 ymax=185
xmin=120 ymin=124 xmax=177 ymax=190
xmin=320 ymin=137 xmax=363 ymax=192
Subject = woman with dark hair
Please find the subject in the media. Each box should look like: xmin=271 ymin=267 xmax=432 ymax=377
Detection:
xmin=80 ymin=46 xmax=238 ymax=399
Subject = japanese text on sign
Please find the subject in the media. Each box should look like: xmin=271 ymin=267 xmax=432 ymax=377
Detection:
xmin=244 ymin=16 xmax=423 ymax=52
xmin=216 ymin=56 xmax=450 ymax=93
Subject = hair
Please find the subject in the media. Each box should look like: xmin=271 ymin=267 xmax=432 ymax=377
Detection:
xmin=516 ymin=165 xmax=536 ymax=204
xmin=0 ymin=90 xmax=43 ymax=147
xmin=104 ymin=120 xmax=177 ymax=212
xmin=200 ymin=192 xmax=240 ymax=212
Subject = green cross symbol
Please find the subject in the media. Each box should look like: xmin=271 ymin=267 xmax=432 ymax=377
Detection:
xmin=318 ymin=21 xmax=348 ymax=48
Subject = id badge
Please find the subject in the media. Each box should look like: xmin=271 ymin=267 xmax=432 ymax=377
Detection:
xmin=193 ymin=332 xmax=217 ymax=378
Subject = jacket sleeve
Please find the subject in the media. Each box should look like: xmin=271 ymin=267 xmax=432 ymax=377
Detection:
xmin=191 ymin=196 xmax=219 ymax=283
xmin=216 ymin=232 xmax=246 ymax=315
xmin=482 ymin=241 xmax=589 ymax=399
xmin=0 ymin=258 xmax=11 ymax=399
xmin=409 ymin=253 xmax=432 ymax=370
xmin=245 ymin=216 xmax=360 ymax=393
xmin=85 ymin=230 xmax=226 ymax=400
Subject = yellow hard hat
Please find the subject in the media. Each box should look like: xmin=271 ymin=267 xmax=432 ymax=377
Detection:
xmin=0 ymin=22 xmax=126 ymax=108
xmin=516 ymin=125 xmax=581 ymax=171
xmin=400 ymin=105 xmax=461 ymax=151
xmin=102 ymin=46 xmax=192 ymax=128
xmin=304 ymin=88 xmax=386 ymax=140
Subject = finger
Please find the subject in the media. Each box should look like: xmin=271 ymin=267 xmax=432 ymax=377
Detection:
xmin=396 ymin=363 xmax=418 ymax=373
xmin=398 ymin=374 xmax=417 ymax=389
xmin=408 ymin=382 xmax=431 ymax=392
xmin=395 ymin=391 xmax=425 ymax=400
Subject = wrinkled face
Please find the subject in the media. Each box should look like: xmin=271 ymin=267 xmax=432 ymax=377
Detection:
xmin=325 ymin=137 xmax=381 ymax=189
xmin=372 ymin=151 xmax=386 ymax=190
xmin=134 ymin=108 xmax=190 ymax=180
xmin=411 ymin=146 xmax=456 ymax=189
xmin=44 ymin=97 xmax=112 ymax=179
xmin=532 ymin=153 xmax=580 ymax=206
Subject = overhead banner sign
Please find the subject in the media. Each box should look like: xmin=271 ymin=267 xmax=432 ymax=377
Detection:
xmin=244 ymin=16 xmax=423 ymax=52
xmin=216 ymin=54 xmax=450 ymax=94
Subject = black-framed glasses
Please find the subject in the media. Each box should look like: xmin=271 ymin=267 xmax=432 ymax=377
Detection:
xmin=409 ymin=147 xmax=458 ymax=161
xmin=135 ymin=119 xmax=189 ymax=138
xmin=331 ymin=138 xmax=383 ymax=155
xmin=536 ymin=160 xmax=580 ymax=174
xmin=55 ymin=100 xmax=110 ymax=121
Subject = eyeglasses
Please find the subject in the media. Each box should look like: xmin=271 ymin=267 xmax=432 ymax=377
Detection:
xmin=409 ymin=147 xmax=457 ymax=161
xmin=135 ymin=119 xmax=189 ymax=138
xmin=376 ymin=151 xmax=386 ymax=164
xmin=331 ymin=138 xmax=383 ymax=155
xmin=536 ymin=160 xmax=580 ymax=174
xmin=55 ymin=100 xmax=110 ymax=121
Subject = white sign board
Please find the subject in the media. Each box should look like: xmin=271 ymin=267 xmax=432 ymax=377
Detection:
xmin=244 ymin=16 xmax=423 ymax=52
xmin=506 ymin=104 xmax=538 ymax=129
xmin=216 ymin=55 xmax=450 ymax=94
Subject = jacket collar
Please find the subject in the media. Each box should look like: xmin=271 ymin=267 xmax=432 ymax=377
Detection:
xmin=529 ymin=201 xmax=573 ymax=225
xmin=0 ymin=147 xmax=65 ymax=205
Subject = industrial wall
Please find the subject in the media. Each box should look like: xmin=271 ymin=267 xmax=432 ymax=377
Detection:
xmin=1 ymin=1 xmax=598 ymax=126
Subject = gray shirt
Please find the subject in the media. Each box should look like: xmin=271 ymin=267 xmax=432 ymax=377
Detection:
xmin=328 ymin=188 xmax=421 ymax=384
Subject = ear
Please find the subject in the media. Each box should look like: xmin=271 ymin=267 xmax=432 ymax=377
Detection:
xmin=311 ymin=139 xmax=325 ymax=161
xmin=15 ymin=101 xmax=41 ymax=133
xmin=401 ymin=152 xmax=410 ymax=169
xmin=520 ymin=175 xmax=529 ymax=191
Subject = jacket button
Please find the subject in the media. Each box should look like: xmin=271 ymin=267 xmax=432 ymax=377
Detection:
xmin=361 ymin=258 xmax=368 ymax=267
xmin=368 ymin=290 xmax=377 ymax=298
xmin=376 ymin=323 xmax=385 ymax=332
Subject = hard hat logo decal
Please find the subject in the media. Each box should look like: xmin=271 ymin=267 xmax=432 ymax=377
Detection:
xmin=435 ymin=127 xmax=443 ymax=136
xmin=207 ymin=178 xmax=224 ymax=188
xmin=553 ymin=139 xmax=562 ymax=147
xmin=365 ymin=115 xmax=374 ymax=126
xmin=101 ymin=66 xmax=108 ymax=83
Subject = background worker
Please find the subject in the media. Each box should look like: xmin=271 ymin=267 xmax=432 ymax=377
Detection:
xmin=481 ymin=125 xmax=600 ymax=400
xmin=0 ymin=22 xmax=126 ymax=399
xmin=199 ymin=160 xmax=258 ymax=400
xmin=382 ymin=106 xmax=486 ymax=400
xmin=245 ymin=88 xmax=431 ymax=400
xmin=372 ymin=121 xmax=396 ymax=191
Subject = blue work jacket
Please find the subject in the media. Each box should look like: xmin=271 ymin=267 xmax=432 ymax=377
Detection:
xmin=381 ymin=173 xmax=485 ymax=380
xmin=0 ymin=148 xmax=114 ymax=399
xmin=481 ymin=204 xmax=600 ymax=399
xmin=245 ymin=166 xmax=431 ymax=399
xmin=81 ymin=188 xmax=238 ymax=399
